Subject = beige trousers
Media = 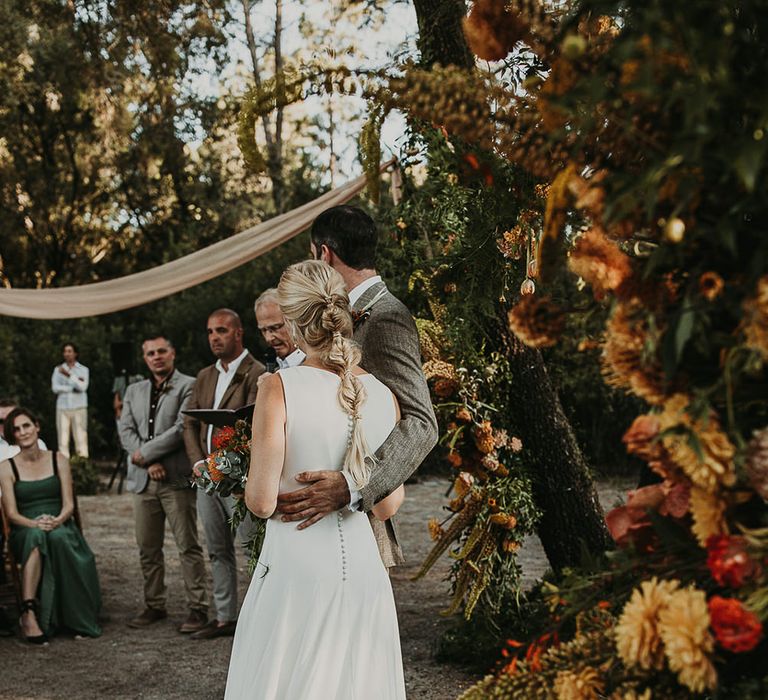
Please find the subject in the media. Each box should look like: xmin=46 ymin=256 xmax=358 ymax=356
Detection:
xmin=133 ymin=480 xmax=208 ymax=613
xmin=56 ymin=407 xmax=89 ymax=458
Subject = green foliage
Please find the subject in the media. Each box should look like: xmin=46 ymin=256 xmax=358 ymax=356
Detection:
xmin=69 ymin=455 xmax=100 ymax=497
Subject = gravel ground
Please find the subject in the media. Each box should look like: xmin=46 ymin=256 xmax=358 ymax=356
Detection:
xmin=0 ymin=477 xmax=631 ymax=700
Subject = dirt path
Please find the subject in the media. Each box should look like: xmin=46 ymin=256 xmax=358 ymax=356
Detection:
xmin=0 ymin=478 xmax=630 ymax=699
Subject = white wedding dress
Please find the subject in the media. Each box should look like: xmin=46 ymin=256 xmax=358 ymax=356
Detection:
xmin=225 ymin=366 xmax=406 ymax=700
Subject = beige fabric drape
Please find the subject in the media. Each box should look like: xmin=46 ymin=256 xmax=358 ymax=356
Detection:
xmin=0 ymin=161 xmax=394 ymax=320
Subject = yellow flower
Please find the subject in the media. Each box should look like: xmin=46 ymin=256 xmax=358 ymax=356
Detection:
xmin=658 ymin=587 xmax=717 ymax=693
xmin=615 ymin=577 xmax=680 ymax=670
xmin=658 ymin=394 xmax=736 ymax=492
xmin=553 ymin=667 xmax=604 ymax=700
xmin=689 ymin=486 xmax=728 ymax=546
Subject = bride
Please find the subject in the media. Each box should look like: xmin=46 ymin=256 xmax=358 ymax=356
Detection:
xmin=225 ymin=260 xmax=407 ymax=700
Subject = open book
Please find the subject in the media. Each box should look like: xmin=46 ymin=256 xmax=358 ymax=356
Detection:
xmin=182 ymin=403 xmax=255 ymax=428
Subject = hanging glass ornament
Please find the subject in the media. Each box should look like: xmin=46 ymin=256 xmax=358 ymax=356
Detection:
xmin=527 ymin=258 xmax=538 ymax=278
xmin=520 ymin=278 xmax=536 ymax=295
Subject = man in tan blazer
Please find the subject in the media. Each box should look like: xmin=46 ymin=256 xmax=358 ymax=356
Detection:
xmin=183 ymin=309 xmax=265 ymax=639
xmin=276 ymin=205 xmax=438 ymax=567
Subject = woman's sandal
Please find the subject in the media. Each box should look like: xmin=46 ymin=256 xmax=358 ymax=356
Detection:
xmin=19 ymin=599 xmax=48 ymax=645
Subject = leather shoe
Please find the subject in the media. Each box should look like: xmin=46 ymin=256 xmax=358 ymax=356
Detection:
xmin=127 ymin=608 xmax=168 ymax=628
xmin=189 ymin=619 xmax=237 ymax=640
xmin=178 ymin=609 xmax=208 ymax=634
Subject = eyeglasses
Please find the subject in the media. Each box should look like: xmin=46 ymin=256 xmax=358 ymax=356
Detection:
xmin=258 ymin=322 xmax=286 ymax=336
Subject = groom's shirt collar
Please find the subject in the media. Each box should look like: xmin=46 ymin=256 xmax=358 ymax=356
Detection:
xmin=348 ymin=275 xmax=382 ymax=307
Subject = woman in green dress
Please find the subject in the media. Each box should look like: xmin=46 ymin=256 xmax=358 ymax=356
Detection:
xmin=0 ymin=407 xmax=101 ymax=643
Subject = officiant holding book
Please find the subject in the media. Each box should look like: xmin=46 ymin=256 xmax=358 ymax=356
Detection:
xmin=183 ymin=309 xmax=265 ymax=640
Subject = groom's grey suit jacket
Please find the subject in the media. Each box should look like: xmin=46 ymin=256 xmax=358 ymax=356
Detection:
xmin=353 ymin=280 xmax=438 ymax=567
xmin=118 ymin=371 xmax=196 ymax=494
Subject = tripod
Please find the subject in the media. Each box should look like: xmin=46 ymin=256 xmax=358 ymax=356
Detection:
xmin=108 ymin=430 xmax=127 ymax=494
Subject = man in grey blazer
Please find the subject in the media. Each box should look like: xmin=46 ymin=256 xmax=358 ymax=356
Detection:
xmin=277 ymin=205 xmax=438 ymax=566
xmin=118 ymin=333 xmax=208 ymax=632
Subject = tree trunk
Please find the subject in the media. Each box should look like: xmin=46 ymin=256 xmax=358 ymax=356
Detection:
xmin=412 ymin=0 xmax=611 ymax=571
xmin=502 ymin=326 xmax=612 ymax=569
xmin=412 ymin=0 xmax=474 ymax=69
xmin=241 ymin=0 xmax=285 ymax=212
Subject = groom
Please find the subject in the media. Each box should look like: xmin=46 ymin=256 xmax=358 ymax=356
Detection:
xmin=276 ymin=205 xmax=438 ymax=566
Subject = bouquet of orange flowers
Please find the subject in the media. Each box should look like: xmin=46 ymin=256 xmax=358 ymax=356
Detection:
xmin=192 ymin=418 xmax=266 ymax=571
xmin=192 ymin=420 xmax=251 ymax=498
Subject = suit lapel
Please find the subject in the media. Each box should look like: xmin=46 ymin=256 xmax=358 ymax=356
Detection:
xmin=202 ymin=366 xmax=218 ymax=409
xmin=218 ymin=354 xmax=254 ymax=409
xmin=137 ymin=380 xmax=152 ymax=427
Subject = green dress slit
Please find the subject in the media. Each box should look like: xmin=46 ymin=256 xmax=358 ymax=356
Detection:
xmin=9 ymin=453 xmax=102 ymax=637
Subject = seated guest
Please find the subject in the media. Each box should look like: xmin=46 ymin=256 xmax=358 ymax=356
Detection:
xmin=0 ymin=408 xmax=101 ymax=643
xmin=0 ymin=398 xmax=47 ymax=462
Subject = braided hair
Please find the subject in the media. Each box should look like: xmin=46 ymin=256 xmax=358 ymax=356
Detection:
xmin=277 ymin=260 xmax=374 ymax=488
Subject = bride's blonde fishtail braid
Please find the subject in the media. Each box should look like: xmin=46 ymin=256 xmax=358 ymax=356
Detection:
xmin=277 ymin=260 xmax=376 ymax=488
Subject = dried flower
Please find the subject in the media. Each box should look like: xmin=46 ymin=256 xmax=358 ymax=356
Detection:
xmin=509 ymin=436 xmax=523 ymax=452
xmin=746 ymin=426 xmax=768 ymax=500
xmin=428 ymin=517 xmax=444 ymax=541
xmin=481 ymin=453 xmax=500 ymax=470
xmin=502 ymin=537 xmax=519 ymax=553
xmin=496 ymin=225 xmax=526 ymax=259
xmin=553 ymin=666 xmax=604 ymax=700
xmin=601 ymin=301 xmax=668 ymax=405
xmin=490 ymin=513 xmax=518 ymax=529
xmin=615 ymin=577 xmax=680 ymax=670
xmin=455 ymin=406 xmax=472 ymax=423
xmin=453 ymin=472 xmax=474 ymax=498
xmin=698 ymin=272 xmax=724 ymax=302
xmin=708 ymin=596 xmax=764 ymax=653
xmin=395 ymin=218 xmax=407 ymax=230
xmin=742 ymin=276 xmax=768 ymax=360
xmin=491 ymin=428 xmax=509 ymax=449
xmin=476 ymin=434 xmax=496 ymax=455
xmin=508 ymin=295 xmax=565 ymax=348
xmin=568 ymin=227 xmax=633 ymax=298
xmin=446 ymin=451 xmax=463 ymax=469
xmin=433 ymin=377 xmax=459 ymax=398
xmin=423 ymin=359 xmax=457 ymax=381
xmin=706 ymin=535 xmax=760 ymax=588
xmin=206 ymin=457 xmax=224 ymax=483
xmin=690 ymin=487 xmax=728 ymax=547
xmin=658 ymin=587 xmax=717 ymax=693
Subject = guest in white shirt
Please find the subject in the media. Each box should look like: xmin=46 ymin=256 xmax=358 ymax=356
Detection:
xmin=50 ymin=343 xmax=89 ymax=459
xmin=254 ymin=289 xmax=306 ymax=382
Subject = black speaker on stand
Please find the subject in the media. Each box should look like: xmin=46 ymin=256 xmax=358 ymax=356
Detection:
xmin=107 ymin=341 xmax=136 ymax=494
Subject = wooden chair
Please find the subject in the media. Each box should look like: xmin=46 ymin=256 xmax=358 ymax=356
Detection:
xmin=0 ymin=501 xmax=22 ymax=615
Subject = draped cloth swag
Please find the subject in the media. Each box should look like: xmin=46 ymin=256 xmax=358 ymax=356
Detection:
xmin=0 ymin=160 xmax=395 ymax=320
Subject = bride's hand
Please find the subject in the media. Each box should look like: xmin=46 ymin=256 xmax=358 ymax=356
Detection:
xmin=276 ymin=471 xmax=350 ymax=530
